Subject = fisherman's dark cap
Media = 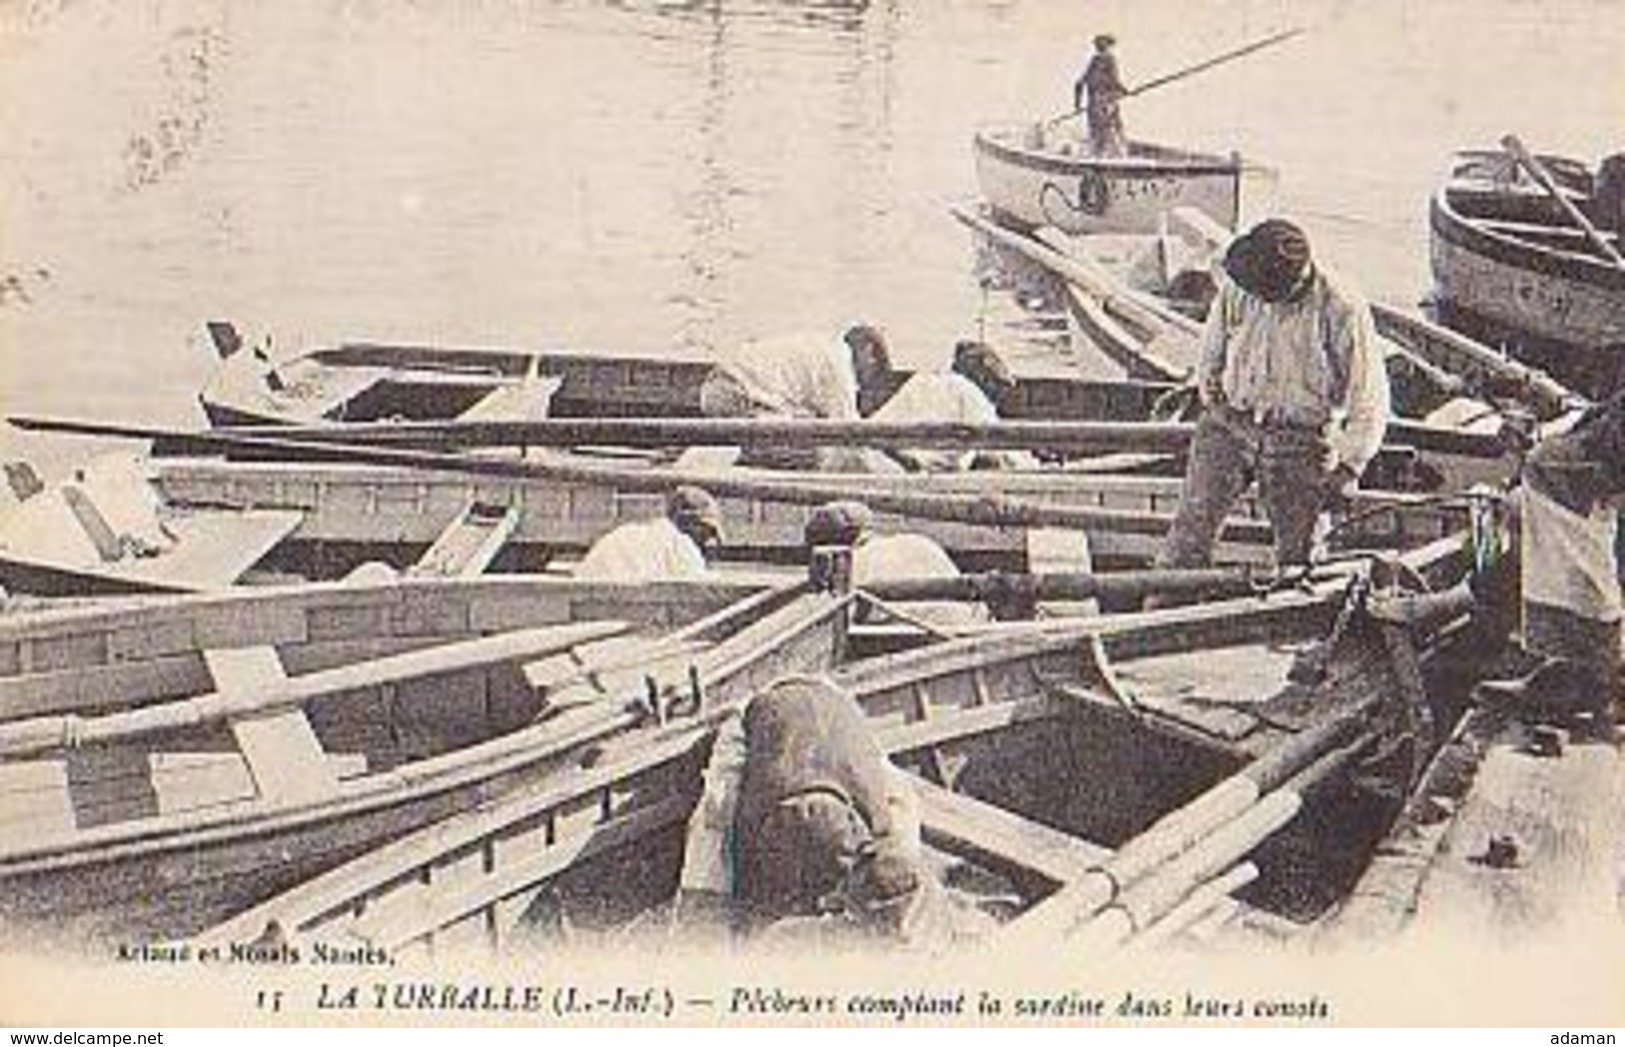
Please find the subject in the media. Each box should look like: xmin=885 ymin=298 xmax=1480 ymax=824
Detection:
xmin=667 ymin=484 xmax=725 ymax=545
xmin=805 ymin=499 xmax=874 ymax=547
xmin=952 ymin=340 xmax=1017 ymax=393
xmin=1223 ymin=218 xmax=1313 ymax=303
xmin=1094 ymin=33 xmax=1116 ymax=49
xmin=844 ymin=324 xmax=891 ymax=359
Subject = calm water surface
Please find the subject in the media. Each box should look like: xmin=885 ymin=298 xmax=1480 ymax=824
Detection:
xmin=1 ymin=0 xmax=1620 ymax=475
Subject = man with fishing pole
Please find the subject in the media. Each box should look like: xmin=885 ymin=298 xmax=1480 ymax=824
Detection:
xmin=1061 ymin=28 xmax=1304 ymax=157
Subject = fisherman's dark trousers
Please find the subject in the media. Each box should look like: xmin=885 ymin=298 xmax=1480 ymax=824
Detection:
xmin=1157 ymin=405 xmax=1333 ymax=569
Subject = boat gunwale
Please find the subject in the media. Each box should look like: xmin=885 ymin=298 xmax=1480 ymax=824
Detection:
xmin=974 ymin=124 xmax=1243 ymax=180
xmin=1430 ymin=186 xmax=1625 ymax=295
xmin=0 ymin=586 xmax=849 ymax=876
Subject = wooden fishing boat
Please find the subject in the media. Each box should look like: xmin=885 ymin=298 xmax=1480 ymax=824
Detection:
xmin=142 ymin=452 xmax=1474 ymax=578
xmin=196 ymin=318 xmax=1174 ymax=429
xmin=973 ymin=122 xmax=1247 ymax=236
xmin=196 ymin=321 xmax=716 ymax=428
xmin=959 ymin=202 xmax=1582 ymax=421
xmin=1429 ymin=149 xmax=1625 ymax=398
xmin=0 ymin=572 xmax=851 ymax=942
xmin=956 ymin=207 xmax=1574 ymax=504
xmin=0 ymin=451 xmax=310 ymax=597
xmin=4 ymin=389 xmax=1501 ymax=599
xmin=193 ymin=524 xmax=1506 ymax=958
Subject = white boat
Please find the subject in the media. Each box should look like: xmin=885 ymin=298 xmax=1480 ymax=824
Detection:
xmin=974 ymin=122 xmax=1247 ymax=235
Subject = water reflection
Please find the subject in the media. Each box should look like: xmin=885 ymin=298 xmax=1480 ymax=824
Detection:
xmin=0 ymin=0 xmax=1620 ymax=474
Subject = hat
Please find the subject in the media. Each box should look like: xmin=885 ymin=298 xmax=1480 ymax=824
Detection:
xmin=1223 ymin=218 xmax=1313 ymax=303
xmin=804 ymin=500 xmax=874 ymax=547
xmin=843 ymin=325 xmax=892 ymax=380
xmin=952 ymin=340 xmax=1017 ymax=394
xmin=667 ymin=485 xmax=724 ymax=544
xmin=1094 ymin=33 xmax=1116 ymax=49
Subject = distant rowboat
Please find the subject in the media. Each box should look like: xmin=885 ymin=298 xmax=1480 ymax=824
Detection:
xmin=973 ymin=122 xmax=1247 ymax=235
xmin=1429 ymin=149 xmax=1625 ymax=398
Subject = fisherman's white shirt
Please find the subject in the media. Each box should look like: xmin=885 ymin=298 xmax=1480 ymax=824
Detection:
xmin=870 ymin=371 xmax=1000 ymax=471
xmin=1197 ymin=267 xmax=1390 ymax=473
xmin=573 ymin=516 xmax=708 ymax=583
xmin=710 ymin=331 xmax=861 ymax=420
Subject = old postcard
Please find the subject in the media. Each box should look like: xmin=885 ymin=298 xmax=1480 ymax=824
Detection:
xmin=0 ymin=0 xmax=1621 ymax=1029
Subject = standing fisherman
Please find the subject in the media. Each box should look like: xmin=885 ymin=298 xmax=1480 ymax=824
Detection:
xmin=1156 ymin=219 xmax=1391 ymax=571
xmin=1480 ymin=393 xmax=1625 ymax=738
xmin=1074 ymin=34 xmax=1129 ymax=157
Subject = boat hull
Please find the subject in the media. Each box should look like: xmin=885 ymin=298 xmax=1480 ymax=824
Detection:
xmin=1429 ymin=171 xmax=1625 ymax=398
xmin=974 ymin=125 xmax=1243 ymax=235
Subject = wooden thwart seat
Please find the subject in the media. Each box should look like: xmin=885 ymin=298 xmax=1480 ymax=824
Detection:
xmin=406 ymin=501 xmax=522 ymax=579
xmin=205 ymin=647 xmax=341 ymax=806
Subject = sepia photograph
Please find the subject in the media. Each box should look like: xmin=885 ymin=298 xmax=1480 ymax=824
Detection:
xmin=0 ymin=0 xmax=1620 ymax=1030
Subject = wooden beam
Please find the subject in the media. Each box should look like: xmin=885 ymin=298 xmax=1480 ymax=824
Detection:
xmin=914 ymin=779 xmax=1108 ymax=885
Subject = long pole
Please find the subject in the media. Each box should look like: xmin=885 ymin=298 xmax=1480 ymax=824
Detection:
xmin=1502 ymin=134 xmax=1625 ymax=270
xmin=1128 ymin=28 xmax=1306 ymax=98
xmin=10 ymin=410 xmax=1512 ymax=461
xmin=856 ymin=565 xmax=1329 ymax=605
xmin=7 ymin=415 xmax=1278 ymax=544
xmin=1047 ymin=27 xmax=1306 ymax=127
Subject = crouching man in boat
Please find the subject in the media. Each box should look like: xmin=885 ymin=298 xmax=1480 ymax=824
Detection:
xmin=573 ymin=484 xmax=724 ymax=582
xmin=698 ymin=325 xmax=898 ymax=471
xmin=1156 ymin=218 xmax=1391 ymax=573
xmin=808 ymin=499 xmax=990 ymax=629
xmin=870 ymin=340 xmax=1038 ymax=472
xmin=1074 ymin=34 xmax=1129 ymax=158
xmin=1480 ymin=394 xmax=1625 ymax=739
xmin=679 ymin=676 xmax=984 ymax=950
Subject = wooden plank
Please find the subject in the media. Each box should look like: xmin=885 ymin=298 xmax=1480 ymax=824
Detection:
xmin=1114 ymin=646 xmax=1291 ymax=742
xmin=1408 ymin=731 xmax=1624 ymax=940
xmin=118 ymin=510 xmax=305 ymax=591
xmin=915 ymin=779 xmax=1108 ymax=885
xmin=1025 ymin=527 xmax=1098 ymax=616
xmin=873 ymin=694 xmax=1062 ymax=754
xmin=147 ymin=751 xmax=369 ymax=818
xmin=0 ymin=657 xmax=212 ymax=721
xmin=205 ymin=647 xmax=340 ymax=806
xmin=348 ymin=794 xmax=692 ymax=949
xmin=0 ymin=761 xmax=75 ymax=836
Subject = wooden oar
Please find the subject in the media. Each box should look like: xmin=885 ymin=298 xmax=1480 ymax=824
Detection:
xmin=954 ymin=205 xmax=1202 ymax=339
xmin=1502 ymin=134 xmax=1625 ymax=270
xmin=7 ymin=414 xmax=1277 ymax=544
xmin=996 ymin=688 xmax=1381 ymax=950
xmin=856 ymin=564 xmax=1333 ymax=606
xmin=0 ymin=620 xmax=629 ymax=760
xmin=10 ymin=411 xmax=1511 ymax=462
